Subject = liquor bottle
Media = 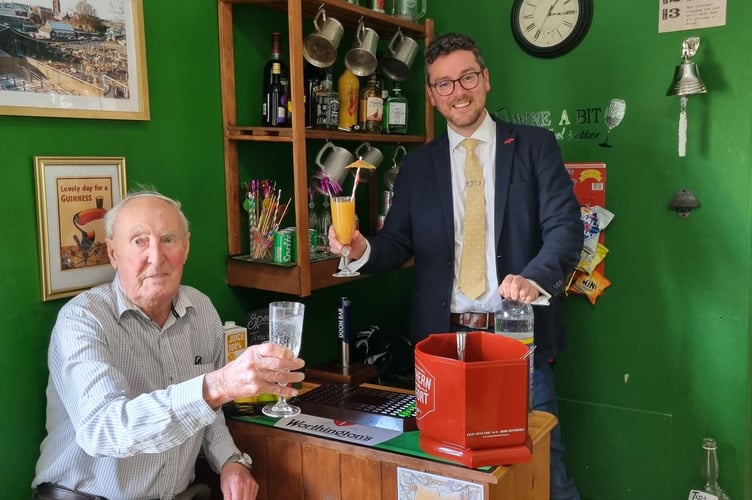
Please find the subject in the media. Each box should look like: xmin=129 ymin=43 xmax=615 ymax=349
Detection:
xmin=689 ymin=438 xmax=731 ymax=500
xmin=303 ymin=62 xmax=321 ymax=128
xmin=384 ymin=82 xmax=408 ymax=134
xmin=262 ymin=32 xmax=288 ymax=126
xmin=266 ymin=62 xmax=286 ymax=126
xmin=359 ymin=73 xmax=383 ymax=133
xmin=314 ymin=68 xmax=338 ymax=130
xmin=338 ymin=68 xmax=360 ymax=131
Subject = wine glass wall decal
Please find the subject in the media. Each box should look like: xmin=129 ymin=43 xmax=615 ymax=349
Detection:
xmin=599 ymin=98 xmax=626 ymax=148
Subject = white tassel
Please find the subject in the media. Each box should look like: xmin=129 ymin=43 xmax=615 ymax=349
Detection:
xmin=678 ymin=96 xmax=688 ymax=157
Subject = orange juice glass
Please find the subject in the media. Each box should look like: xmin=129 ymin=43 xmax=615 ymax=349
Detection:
xmin=331 ymin=196 xmax=355 ymax=244
xmin=331 ymin=196 xmax=359 ymax=277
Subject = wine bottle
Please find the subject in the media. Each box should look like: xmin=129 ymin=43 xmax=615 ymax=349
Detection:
xmin=266 ymin=62 xmax=286 ymax=127
xmin=262 ymin=32 xmax=289 ymax=126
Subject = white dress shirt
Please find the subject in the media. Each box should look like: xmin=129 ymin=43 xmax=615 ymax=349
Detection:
xmin=447 ymin=111 xmax=503 ymax=314
xmin=32 ymin=275 xmax=239 ymax=500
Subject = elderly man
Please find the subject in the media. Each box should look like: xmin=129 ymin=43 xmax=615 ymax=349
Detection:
xmin=33 ymin=190 xmax=304 ymax=500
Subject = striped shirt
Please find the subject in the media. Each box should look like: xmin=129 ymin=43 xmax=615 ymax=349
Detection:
xmin=32 ymin=275 xmax=239 ymax=500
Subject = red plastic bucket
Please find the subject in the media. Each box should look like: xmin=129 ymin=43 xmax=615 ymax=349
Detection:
xmin=415 ymin=332 xmax=529 ymax=451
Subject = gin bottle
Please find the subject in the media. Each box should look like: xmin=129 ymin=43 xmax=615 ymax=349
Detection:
xmin=384 ymin=82 xmax=408 ymax=134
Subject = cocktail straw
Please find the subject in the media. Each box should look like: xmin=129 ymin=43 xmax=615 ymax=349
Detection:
xmin=345 ymin=156 xmax=375 ymax=199
xmin=350 ymin=167 xmax=360 ymax=199
xmin=276 ymin=198 xmax=292 ymax=228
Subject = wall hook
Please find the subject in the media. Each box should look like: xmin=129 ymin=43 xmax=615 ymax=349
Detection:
xmin=668 ymin=189 xmax=700 ymax=218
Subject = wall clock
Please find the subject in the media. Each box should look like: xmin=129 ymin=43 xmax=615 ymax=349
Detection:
xmin=511 ymin=0 xmax=593 ymax=58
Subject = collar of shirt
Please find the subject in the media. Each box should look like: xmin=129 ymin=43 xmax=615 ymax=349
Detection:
xmin=447 ymin=111 xmax=503 ymax=314
xmin=447 ymin=110 xmax=496 ymax=153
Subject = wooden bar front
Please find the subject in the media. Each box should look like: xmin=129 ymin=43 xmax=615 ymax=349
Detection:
xmin=223 ymin=409 xmax=556 ymax=500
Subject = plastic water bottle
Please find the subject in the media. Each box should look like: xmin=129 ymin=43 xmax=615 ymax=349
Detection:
xmin=495 ymin=299 xmax=534 ymax=412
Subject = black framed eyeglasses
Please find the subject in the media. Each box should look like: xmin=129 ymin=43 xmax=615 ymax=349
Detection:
xmin=429 ymin=71 xmax=483 ymax=96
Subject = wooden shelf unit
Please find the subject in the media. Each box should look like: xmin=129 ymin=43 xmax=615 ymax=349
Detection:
xmin=218 ymin=0 xmax=434 ymax=296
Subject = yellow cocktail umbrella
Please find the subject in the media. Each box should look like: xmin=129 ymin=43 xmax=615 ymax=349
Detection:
xmin=346 ymin=157 xmax=376 ymax=198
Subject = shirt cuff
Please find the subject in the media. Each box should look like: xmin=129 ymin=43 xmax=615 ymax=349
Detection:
xmin=528 ymin=279 xmax=551 ymax=306
xmin=338 ymin=239 xmax=371 ymax=272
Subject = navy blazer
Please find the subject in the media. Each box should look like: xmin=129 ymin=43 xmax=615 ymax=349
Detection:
xmin=362 ymin=116 xmax=583 ymax=362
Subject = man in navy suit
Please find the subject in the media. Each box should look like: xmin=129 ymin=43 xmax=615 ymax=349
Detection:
xmin=330 ymin=33 xmax=583 ymax=499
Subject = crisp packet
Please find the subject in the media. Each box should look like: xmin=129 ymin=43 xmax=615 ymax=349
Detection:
xmin=576 ymin=242 xmax=609 ymax=274
xmin=590 ymin=205 xmax=614 ymax=230
xmin=581 ymin=205 xmax=615 ymax=253
xmin=571 ymin=269 xmax=611 ymax=305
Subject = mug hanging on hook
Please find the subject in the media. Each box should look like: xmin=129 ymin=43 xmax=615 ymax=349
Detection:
xmin=384 ymin=145 xmax=407 ymax=190
xmin=381 ymin=29 xmax=419 ymax=82
xmin=350 ymin=142 xmax=384 ymax=184
xmin=345 ymin=18 xmax=379 ymax=77
xmin=303 ymin=6 xmax=343 ymax=68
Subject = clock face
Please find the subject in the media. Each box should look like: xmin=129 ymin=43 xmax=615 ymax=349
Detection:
xmin=511 ymin=0 xmax=593 ymax=58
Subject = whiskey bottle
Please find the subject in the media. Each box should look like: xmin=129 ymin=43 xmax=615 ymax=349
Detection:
xmin=314 ymin=68 xmax=338 ymax=130
xmin=262 ymin=32 xmax=288 ymax=126
xmin=359 ymin=73 xmax=383 ymax=133
xmin=338 ymin=68 xmax=360 ymax=131
xmin=383 ymin=82 xmax=408 ymax=134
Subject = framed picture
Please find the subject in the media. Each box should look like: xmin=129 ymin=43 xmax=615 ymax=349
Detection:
xmin=34 ymin=156 xmax=127 ymax=301
xmin=0 ymin=0 xmax=149 ymax=120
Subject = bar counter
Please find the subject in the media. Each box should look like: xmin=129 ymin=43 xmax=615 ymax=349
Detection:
xmin=200 ymin=383 xmax=557 ymax=500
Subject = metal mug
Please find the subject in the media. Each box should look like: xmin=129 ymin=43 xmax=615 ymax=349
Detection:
xmin=392 ymin=0 xmax=427 ymax=22
xmin=344 ymin=20 xmax=379 ymax=77
xmin=381 ymin=29 xmax=419 ymax=82
xmin=303 ymin=7 xmax=344 ymax=68
xmin=315 ymin=141 xmax=355 ymax=192
xmin=351 ymin=142 xmax=384 ymax=183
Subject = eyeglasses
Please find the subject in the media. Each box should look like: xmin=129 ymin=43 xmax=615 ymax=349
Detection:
xmin=429 ymin=71 xmax=483 ymax=96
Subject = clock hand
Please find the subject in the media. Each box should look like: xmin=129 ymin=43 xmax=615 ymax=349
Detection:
xmin=546 ymin=0 xmax=561 ymax=17
xmin=541 ymin=0 xmax=561 ymax=29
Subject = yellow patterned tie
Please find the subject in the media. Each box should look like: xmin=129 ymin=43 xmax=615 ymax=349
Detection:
xmin=459 ymin=138 xmax=486 ymax=299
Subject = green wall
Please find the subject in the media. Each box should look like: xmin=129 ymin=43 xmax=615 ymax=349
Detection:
xmin=0 ymin=1 xmax=409 ymax=497
xmin=1 ymin=1 xmax=749 ymax=499
xmin=426 ymin=1 xmax=751 ymax=499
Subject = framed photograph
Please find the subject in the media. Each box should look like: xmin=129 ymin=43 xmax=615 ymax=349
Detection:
xmin=0 ymin=0 xmax=149 ymax=120
xmin=34 ymin=156 xmax=127 ymax=301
